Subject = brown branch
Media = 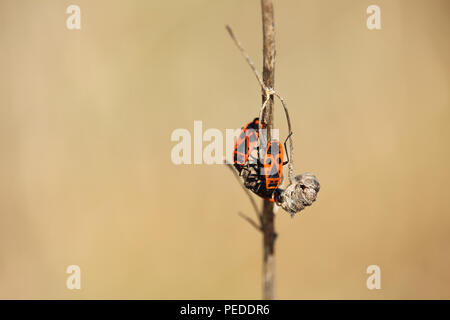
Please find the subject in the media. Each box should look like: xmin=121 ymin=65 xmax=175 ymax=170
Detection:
xmin=226 ymin=0 xmax=317 ymax=300
xmin=226 ymin=0 xmax=321 ymax=301
xmin=261 ymin=0 xmax=276 ymax=300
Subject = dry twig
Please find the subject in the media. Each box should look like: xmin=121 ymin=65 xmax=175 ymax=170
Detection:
xmin=225 ymin=0 xmax=320 ymax=300
xmin=260 ymin=0 xmax=277 ymax=300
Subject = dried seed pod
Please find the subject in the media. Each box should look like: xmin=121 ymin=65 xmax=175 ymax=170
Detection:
xmin=276 ymin=172 xmax=320 ymax=216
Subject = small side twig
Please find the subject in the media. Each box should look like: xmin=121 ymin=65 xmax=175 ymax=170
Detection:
xmin=238 ymin=212 xmax=262 ymax=231
xmin=226 ymin=25 xmax=266 ymax=91
xmin=226 ymin=163 xmax=261 ymax=224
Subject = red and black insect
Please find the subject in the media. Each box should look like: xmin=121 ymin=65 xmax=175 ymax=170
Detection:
xmin=233 ymin=117 xmax=261 ymax=171
xmin=233 ymin=118 xmax=291 ymax=202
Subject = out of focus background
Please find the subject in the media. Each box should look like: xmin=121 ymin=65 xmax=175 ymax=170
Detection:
xmin=0 ymin=0 xmax=449 ymax=299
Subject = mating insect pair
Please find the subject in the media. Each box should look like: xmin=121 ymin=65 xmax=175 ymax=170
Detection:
xmin=233 ymin=117 xmax=292 ymax=203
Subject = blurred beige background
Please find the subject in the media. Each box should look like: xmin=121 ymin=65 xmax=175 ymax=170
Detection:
xmin=0 ymin=0 xmax=449 ymax=299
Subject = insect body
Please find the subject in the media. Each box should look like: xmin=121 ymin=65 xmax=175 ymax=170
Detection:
xmin=263 ymin=140 xmax=284 ymax=193
xmin=233 ymin=117 xmax=261 ymax=171
xmin=233 ymin=118 xmax=290 ymax=202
